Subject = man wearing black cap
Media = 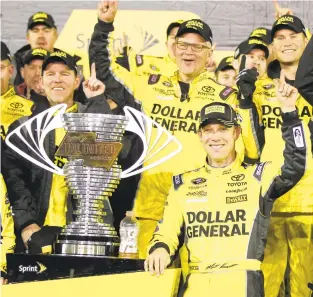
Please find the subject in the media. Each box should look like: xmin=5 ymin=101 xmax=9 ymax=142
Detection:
xmin=145 ymin=83 xmax=311 ymax=296
xmin=249 ymin=27 xmax=275 ymax=63
xmin=90 ymin=0 xmax=248 ymax=259
xmin=2 ymin=49 xmax=112 ymax=254
xmin=0 ymin=41 xmax=33 ymax=284
xmin=13 ymin=12 xmax=58 ymax=86
xmin=214 ymin=56 xmax=236 ymax=87
xmin=240 ymin=15 xmax=313 ymax=297
xmin=233 ymin=38 xmax=269 ymax=80
xmin=16 ymin=48 xmax=50 ymax=99
xmin=0 ymin=41 xmax=33 ymax=140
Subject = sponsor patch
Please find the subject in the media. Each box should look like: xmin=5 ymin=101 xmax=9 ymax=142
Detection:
xmin=173 ymin=174 xmax=183 ymax=190
xmin=201 ymin=86 xmax=215 ymax=94
xmin=162 ymin=81 xmax=173 ymax=87
xmin=186 ymin=190 xmax=207 ymax=197
xmin=226 ymin=194 xmax=248 ymax=204
xmin=191 ymin=177 xmax=207 ymax=185
xmin=293 ymin=126 xmax=305 ymax=148
xmin=205 ymin=105 xmax=225 ymax=114
xmin=262 ymin=84 xmax=275 ymax=90
xmin=220 ymin=87 xmax=235 ymax=100
xmin=136 ymin=55 xmax=143 ymax=66
xmin=231 ymin=174 xmax=245 ymax=182
xmin=10 ymin=102 xmax=24 ymax=109
xmin=253 ymin=162 xmax=267 ymax=181
xmin=150 ymin=64 xmax=159 ymax=71
xmin=148 ymin=74 xmax=161 ymax=85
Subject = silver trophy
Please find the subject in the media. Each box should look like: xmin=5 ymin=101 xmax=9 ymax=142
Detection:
xmin=5 ymin=104 xmax=182 ymax=257
xmin=53 ymin=113 xmax=128 ymax=256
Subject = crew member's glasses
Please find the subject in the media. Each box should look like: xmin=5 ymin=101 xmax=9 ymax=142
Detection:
xmin=176 ymin=41 xmax=210 ymax=52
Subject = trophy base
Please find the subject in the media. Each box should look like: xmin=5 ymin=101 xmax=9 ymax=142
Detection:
xmin=54 ymin=241 xmax=119 ymax=256
xmin=55 ymin=230 xmax=120 ymax=256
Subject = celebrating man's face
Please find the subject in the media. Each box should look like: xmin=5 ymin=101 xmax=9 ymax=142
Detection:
xmin=42 ymin=62 xmax=79 ymax=107
xmin=174 ymin=33 xmax=212 ymax=77
xmin=273 ymin=29 xmax=307 ymax=64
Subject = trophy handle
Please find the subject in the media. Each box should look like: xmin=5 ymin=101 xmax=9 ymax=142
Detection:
xmin=5 ymin=104 xmax=67 ymax=175
xmin=5 ymin=104 xmax=182 ymax=178
xmin=121 ymin=106 xmax=182 ymax=179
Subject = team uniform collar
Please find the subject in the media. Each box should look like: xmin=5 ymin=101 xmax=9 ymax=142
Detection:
xmin=204 ymin=153 xmax=242 ymax=175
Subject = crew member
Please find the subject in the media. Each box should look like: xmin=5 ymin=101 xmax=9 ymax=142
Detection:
xmin=145 ymin=81 xmax=311 ymax=296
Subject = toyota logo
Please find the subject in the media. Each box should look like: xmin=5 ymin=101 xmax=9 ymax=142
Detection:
xmin=10 ymin=102 xmax=24 ymax=109
xmin=231 ymin=174 xmax=245 ymax=181
xmin=201 ymin=86 xmax=215 ymax=94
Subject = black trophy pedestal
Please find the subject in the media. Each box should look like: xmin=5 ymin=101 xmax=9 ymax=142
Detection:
xmin=7 ymin=253 xmax=145 ymax=283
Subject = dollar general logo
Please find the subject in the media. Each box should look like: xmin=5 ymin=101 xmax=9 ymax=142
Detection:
xmin=276 ymin=16 xmax=294 ymax=25
xmin=205 ymin=105 xmax=225 ymax=114
xmin=249 ymin=39 xmax=267 ymax=47
xmin=136 ymin=26 xmax=159 ymax=53
xmin=251 ymin=28 xmax=267 ymax=37
xmin=32 ymin=48 xmax=48 ymax=56
xmin=33 ymin=12 xmax=48 ymax=20
xmin=186 ymin=20 xmax=203 ymax=29
xmin=19 ymin=262 xmax=47 ymax=274
xmin=51 ymin=51 xmax=67 ymax=58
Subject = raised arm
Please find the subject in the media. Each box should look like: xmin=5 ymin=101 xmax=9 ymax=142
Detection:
xmin=259 ymin=72 xmax=312 ymax=214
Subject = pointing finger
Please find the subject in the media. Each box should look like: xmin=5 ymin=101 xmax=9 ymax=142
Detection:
xmin=91 ymin=63 xmax=96 ymax=79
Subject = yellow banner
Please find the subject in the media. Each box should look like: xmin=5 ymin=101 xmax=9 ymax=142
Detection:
xmin=2 ymin=269 xmax=181 ymax=297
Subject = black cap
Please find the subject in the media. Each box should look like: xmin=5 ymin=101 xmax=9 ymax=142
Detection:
xmin=27 ymin=12 xmax=56 ymax=30
xmin=42 ymin=50 xmax=77 ymax=73
xmin=199 ymin=102 xmax=240 ymax=128
xmin=215 ymin=56 xmax=234 ymax=73
xmin=234 ymin=38 xmax=269 ymax=59
xmin=23 ymin=48 xmax=49 ymax=65
xmin=249 ymin=27 xmax=271 ymax=45
xmin=166 ymin=20 xmax=184 ymax=37
xmin=176 ymin=19 xmax=213 ymax=44
xmin=271 ymin=15 xmax=306 ymax=41
xmin=1 ymin=41 xmax=11 ymax=61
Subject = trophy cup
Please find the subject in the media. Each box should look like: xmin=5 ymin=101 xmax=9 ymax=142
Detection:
xmin=53 ymin=112 xmax=128 ymax=256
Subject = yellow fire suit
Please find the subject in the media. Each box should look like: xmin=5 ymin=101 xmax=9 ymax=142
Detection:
xmin=149 ymin=110 xmax=311 ymax=297
xmin=0 ymin=86 xmax=33 ymax=140
xmin=89 ymin=20 xmax=261 ymax=258
xmin=252 ymin=75 xmax=313 ymax=297
xmin=0 ymin=175 xmax=15 ymax=277
xmin=0 ymin=87 xmax=32 ymax=264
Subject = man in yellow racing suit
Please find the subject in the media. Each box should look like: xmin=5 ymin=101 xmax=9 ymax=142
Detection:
xmin=145 ymin=88 xmax=311 ymax=296
xmin=90 ymin=2 xmax=261 ymax=258
xmin=247 ymin=16 xmax=313 ymax=297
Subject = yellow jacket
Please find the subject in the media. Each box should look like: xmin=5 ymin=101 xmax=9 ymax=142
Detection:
xmin=89 ymin=19 xmax=262 ymax=220
xmin=253 ymin=76 xmax=313 ymax=212
xmin=0 ymin=175 xmax=15 ymax=274
xmin=0 ymin=86 xmax=33 ymax=140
